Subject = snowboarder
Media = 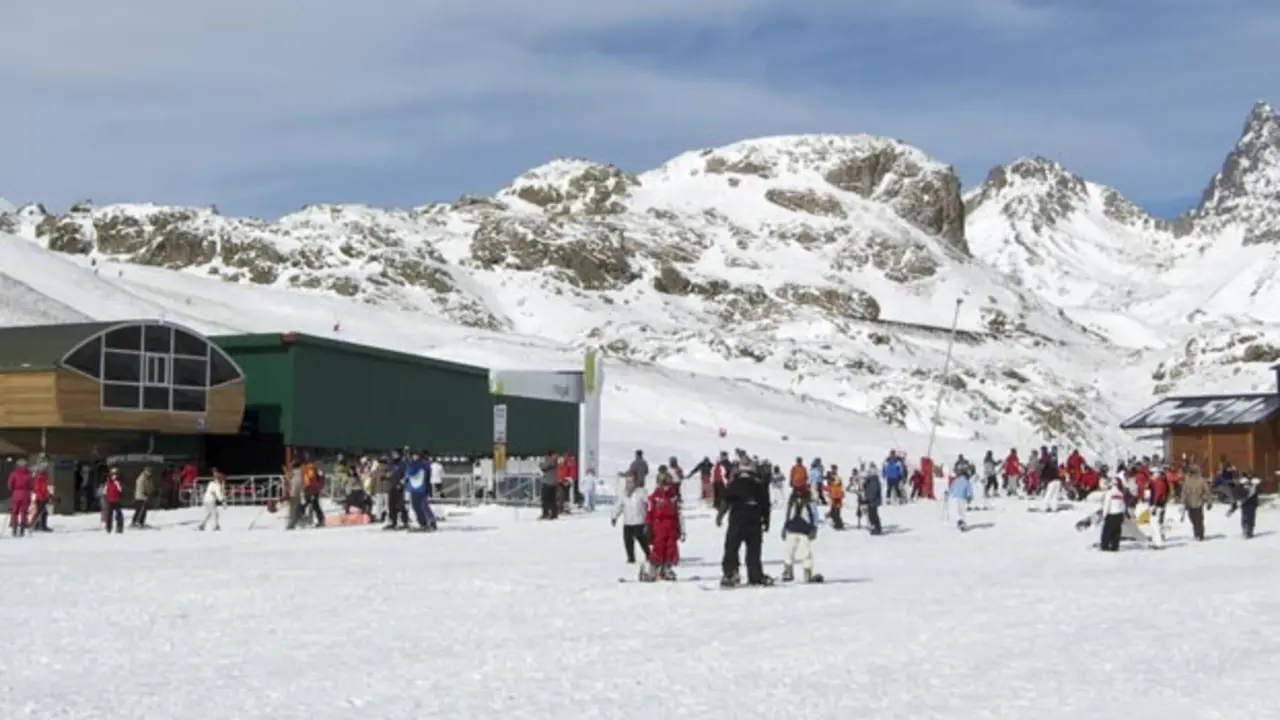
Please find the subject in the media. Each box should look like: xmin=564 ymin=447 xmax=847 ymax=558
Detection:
xmin=198 ymin=472 xmax=225 ymax=531
xmin=611 ymin=474 xmax=652 ymax=572
xmin=7 ymin=459 xmax=32 ymax=537
xmin=645 ymin=468 xmax=684 ymax=581
xmin=716 ymin=459 xmax=773 ymax=587
xmin=949 ymin=460 xmax=974 ymax=531
xmin=780 ymin=487 xmax=821 ymax=582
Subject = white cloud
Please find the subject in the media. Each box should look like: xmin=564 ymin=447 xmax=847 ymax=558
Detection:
xmin=0 ymin=0 xmax=1275 ymax=213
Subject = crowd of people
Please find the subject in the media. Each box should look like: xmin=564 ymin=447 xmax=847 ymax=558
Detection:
xmin=601 ymin=443 xmax=1269 ymax=586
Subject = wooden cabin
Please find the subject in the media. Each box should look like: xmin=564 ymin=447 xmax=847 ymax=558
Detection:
xmin=1120 ymin=367 xmax=1280 ymax=493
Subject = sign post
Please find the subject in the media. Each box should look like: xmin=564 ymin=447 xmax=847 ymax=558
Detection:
xmin=493 ymin=403 xmax=508 ymax=515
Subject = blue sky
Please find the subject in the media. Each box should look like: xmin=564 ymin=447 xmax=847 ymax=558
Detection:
xmin=0 ymin=0 xmax=1276 ymax=219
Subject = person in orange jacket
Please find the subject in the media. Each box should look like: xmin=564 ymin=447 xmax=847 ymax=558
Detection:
xmin=825 ymin=473 xmax=845 ymax=530
xmin=789 ymin=458 xmax=808 ymax=493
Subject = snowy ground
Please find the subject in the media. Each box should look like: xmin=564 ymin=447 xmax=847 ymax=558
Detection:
xmin=4 ymin=498 xmax=1277 ymax=720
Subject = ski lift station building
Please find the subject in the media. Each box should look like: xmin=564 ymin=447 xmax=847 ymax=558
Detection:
xmin=0 ymin=319 xmax=581 ymax=485
xmin=1119 ymin=364 xmax=1280 ymax=493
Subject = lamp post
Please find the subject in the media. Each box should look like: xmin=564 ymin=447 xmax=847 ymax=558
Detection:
xmin=930 ymin=298 xmax=963 ymax=518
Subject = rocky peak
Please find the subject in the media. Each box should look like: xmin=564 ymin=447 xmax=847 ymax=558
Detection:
xmin=965 ymin=156 xmax=1090 ymax=230
xmin=679 ymin=134 xmax=969 ymax=255
xmin=497 ymin=159 xmax=641 ymax=216
xmin=1187 ymin=101 xmax=1280 ymax=244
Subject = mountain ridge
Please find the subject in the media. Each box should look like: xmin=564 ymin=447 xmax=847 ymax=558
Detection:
xmin=1 ymin=102 xmax=1278 ymax=459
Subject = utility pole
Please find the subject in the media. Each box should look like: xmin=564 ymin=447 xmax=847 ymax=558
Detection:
xmin=930 ymin=298 xmax=963 ymax=518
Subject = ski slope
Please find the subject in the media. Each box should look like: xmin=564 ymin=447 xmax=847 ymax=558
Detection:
xmin=4 ymin=499 xmax=1275 ymax=719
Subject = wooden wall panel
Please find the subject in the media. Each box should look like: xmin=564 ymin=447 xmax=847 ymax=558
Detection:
xmin=1254 ymin=419 xmax=1280 ymax=493
xmin=0 ymin=372 xmax=61 ymax=428
xmin=0 ymin=429 xmax=146 ymax=457
xmin=1169 ymin=428 xmax=1209 ymax=472
xmin=1210 ymin=427 xmax=1254 ymax=473
xmin=53 ymin=371 xmax=245 ymax=434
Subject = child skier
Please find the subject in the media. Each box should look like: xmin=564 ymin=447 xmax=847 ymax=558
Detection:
xmin=781 ymin=488 xmax=823 ymax=582
xmin=198 ymin=471 xmax=225 ymax=531
xmin=949 ymin=456 xmax=974 ymax=531
xmin=644 ymin=468 xmax=684 ymax=581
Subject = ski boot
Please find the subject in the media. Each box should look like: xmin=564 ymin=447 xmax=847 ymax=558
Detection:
xmin=638 ymin=563 xmax=656 ymax=583
xmin=749 ymin=574 xmax=775 ymax=587
xmin=780 ymin=565 xmax=794 ymax=582
xmin=719 ymin=571 xmax=741 ymax=589
xmin=804 ymin=568 xmax=823 ymax=583
xmin=660 ymin=565 xmax=677 ymax=581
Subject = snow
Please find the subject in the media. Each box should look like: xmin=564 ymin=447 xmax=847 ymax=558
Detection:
xmin=5 ymin=499 xmax=1277 ymax=719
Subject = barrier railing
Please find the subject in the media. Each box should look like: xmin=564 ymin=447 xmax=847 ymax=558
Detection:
xmin=189 ymin=476 xmax=284 ymax=507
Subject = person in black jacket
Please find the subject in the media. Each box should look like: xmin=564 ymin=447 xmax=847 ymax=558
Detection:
xmin=1227 ymin=475 xmax=1261 ymax=539
xmin=715 ymin=459 xmax=774 ymax=587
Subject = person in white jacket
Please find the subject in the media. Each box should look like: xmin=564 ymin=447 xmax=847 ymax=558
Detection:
xmin=610 ymin=475 xmax=651 ymax=569
xmin=1041 ymin=471 xmax=1065 ymax=512
xmin=198 ymin=472 xmax=226 ymax=531
xmin=1097 ymin=478 xmax=1127 ymax=552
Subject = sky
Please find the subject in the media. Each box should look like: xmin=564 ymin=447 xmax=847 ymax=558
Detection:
xmin=0 ymin=0 xmax=1277 ymax=219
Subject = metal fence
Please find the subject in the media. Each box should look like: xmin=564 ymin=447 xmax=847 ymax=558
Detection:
xmin=189 ymin=472 xmax=578 ymax=509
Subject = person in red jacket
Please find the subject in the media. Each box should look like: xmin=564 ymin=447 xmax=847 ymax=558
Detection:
xmin=102 ymin=467 xmax=125 ymax=533
xmin=1077 ymin=465 xmax=1100 ymax=495
xmin=32 ymin=465 xmax=52 ymax=532
xmin=7 ymin=459 xmax=33 ymax=536
xmin=1002 ymin=450 xmax=1021 ymax=496
xmin=1066 ymin=450 xmax=1084 ymax=483
xmin=712 ymin=452 xmax=728 ymax=508
xmin=644 ymin=469 xmax=684 ymax=581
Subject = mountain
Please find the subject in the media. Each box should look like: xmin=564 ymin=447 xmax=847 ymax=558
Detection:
xmin=3 ymin=104 xmax=1280 ymax=462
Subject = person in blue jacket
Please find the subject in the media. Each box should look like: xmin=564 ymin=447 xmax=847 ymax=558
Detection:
xmin=882 ymin=451 xmax=907 ymax=504
xmin=949 ymin=456 xmax=974 ymax=531
xmin=404 ymin=451 xmax=437 ymax=531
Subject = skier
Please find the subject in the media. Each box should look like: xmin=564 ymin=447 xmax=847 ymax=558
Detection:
xmin=1002 ymin=449 xmax=1021 ymax=496
xmin=198 ymin=471 xmax=225 ymax=531
xmin=949 ymin=456 xmax=974 ymax=531
xmin=384 ymin=451 xmax=410 ymax=529
xmin=1041 ymin=460 xmax=1065 ymax=512
xmin=1226 ymin=474 xmax=1260 ymax=538
xmin=716 ymin=459 xmax=773 ymax=587
xmin=130 ymin=466 xmax=153 ymax=528
xmin=645 ymin=468 xmax=684 ymax=581
xmin=825 ymin=471 xmax=845 ymax=530
xmin=780 ymin=487 xmax=821 ymax=582
xmin=31 ymin=464 xmax=52 ymax=532
xmin=862 ymin=469 xmax=883 ymax=535
xmin=7 ymin=458 xmax=32 ymax=537
xmin=405 ymin=452 xmax=436 ymax=531
xmin=982 ymin=451 xmax=999 ymax=499
xmin=882 ymin=451 xmax=906 ymax=504
xmin=1146 ymin=469 xmax=1171 ymax=547
xmin=789 ymin=458 xmax=808 ymax=493
xmin=611 ymin=474 xmax=652 ymax=572
xmin=1097 ymin=477 xmax=1127 ymax=551
xmin=102 ymin=468 xmax=125 ymax=534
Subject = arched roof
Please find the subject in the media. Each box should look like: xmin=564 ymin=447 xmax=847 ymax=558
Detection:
xmin=0 ymin=320 xmax=245 ymax=385
xmin=57 ymin=320 xmax=246 ymax=387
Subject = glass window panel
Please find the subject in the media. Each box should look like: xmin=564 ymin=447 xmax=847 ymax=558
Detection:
xmin=103 ymin=351 xmax=141 ymax=382
xmin=104 ymin=326 xmax=142 ymax=350
xmin=173 ymin=330 xmax=206 ymax=357
xmin=102 ymin=383 xmax=140 ymax=409
xmin=172 ymin=388 xmax=207 ymax=413
xmin=143 ymin=385 xmax=170 ymax=411
xmin=172 ymin=356 xmax=208 ymax=387
xmin=64 ymin=337 xmax=102 ymax=377
xmin=209 ymin=350 xmax=241 ymax=386
xmin=145 ymin=355 xmax=168 ymax=385
xmin=144 ymin=325 xmax=172 ymax=353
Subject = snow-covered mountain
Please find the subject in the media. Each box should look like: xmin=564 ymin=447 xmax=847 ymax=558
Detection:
xmin=3 ymin=102 xmax=1279 ymax=464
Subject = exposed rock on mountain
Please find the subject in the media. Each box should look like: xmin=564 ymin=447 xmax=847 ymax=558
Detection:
xmin=3 ymin=104 xmax=1280 ymax=456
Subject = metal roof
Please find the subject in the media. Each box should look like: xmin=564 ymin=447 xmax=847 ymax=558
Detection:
xmin=1120 ymin=393 xmax=1280 ymax=430
xmin=0 ymin=321 xmax=119 ymax=371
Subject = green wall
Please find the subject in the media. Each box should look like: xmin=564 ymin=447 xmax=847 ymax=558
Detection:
xmin=214 ymin=334 xmax=578 ymax=456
